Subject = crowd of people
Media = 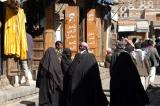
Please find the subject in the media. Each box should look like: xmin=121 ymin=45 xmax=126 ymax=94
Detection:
xmin=36 ymin=41 xmax=109 ymax=106
xmin=108 ymin=37 xmax=160 ymax=89
xmin=36 ymin=38 xmax=160 ymax=106
xmin=107 ymin=37 xmax=160 ymax=106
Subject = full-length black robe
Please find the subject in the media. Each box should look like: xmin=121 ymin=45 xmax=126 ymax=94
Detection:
xmin=63 ymin=51 xmax=109 ymax=106
xmin=110 ymin=52 xmax=149 ymax=106
xmin=36 ymin=47 xmax=63 ymax=106
xmin=61 ymin=48 xmax=72 ymax=74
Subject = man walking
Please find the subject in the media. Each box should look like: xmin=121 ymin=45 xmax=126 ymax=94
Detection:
xmin=62 ymin=42 xmax=109 ymax=106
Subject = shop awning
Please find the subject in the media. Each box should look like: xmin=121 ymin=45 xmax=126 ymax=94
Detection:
xmin=118 ymin=25 xmax=136 ymax=32
xmin=153 ymin=21 xmax=160 ymax=29
xmin=154 ymin=27 xmax=160 ymax=29
xmin=0 ymin=0 xmax=6 ymax=2
xmin=97 ymin=0 xmax=119 ymax=5
xmin=118 ymin=19 xmax=136 ymax=32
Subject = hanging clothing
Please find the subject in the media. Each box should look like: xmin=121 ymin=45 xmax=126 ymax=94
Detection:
xmin=4 ymin=7 xmax=28 ymax=60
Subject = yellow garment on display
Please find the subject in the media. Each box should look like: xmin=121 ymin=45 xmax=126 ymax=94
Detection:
xmin=4 ymin=7 xmax=28 ymax=60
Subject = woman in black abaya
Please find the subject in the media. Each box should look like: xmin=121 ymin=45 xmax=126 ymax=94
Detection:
xmin=110 ymin=52 xmax=149 ymax=106
xmin=61 ymin=48 xmax=72 ymax=74
xmin=36 ymin=47 xmax=63 ymax=106
xmin=62 ymin=42 xmax=109 ymax=106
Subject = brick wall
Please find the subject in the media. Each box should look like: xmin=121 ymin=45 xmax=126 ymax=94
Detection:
xmin=118 ymin=0 xmax=160 ymax=18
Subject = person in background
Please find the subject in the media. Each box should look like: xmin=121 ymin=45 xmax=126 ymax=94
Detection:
xmin=132 ymin=42 xmax=150 ymax=90
xmin=155 ymin=37 xmax=160 ymax=56
xmin=62 ymin=42 xmax=109 ymax=106
xmin=124 ymin=38 xmax=135 ymax=53
xmin=146 ymin=39 xmax=160 ymax=87
xmin=36 ymin=47 xmax=63 ymax=106
xmin=55 ymin=41 xmax=63 ymax=63
xmin=26 ymin=33 xmax=33 ymax=79
xmin=110 ymin=41 xmax=126 ymax=76
xmin=155 ymin=37 xmax=160 ymax=74
xmin=61 ymin=48 xmax=72 ymax=75
xmin=19 ymin=33 xmax=33 ymax=86
xmin=132 ymin=37 xmax=137 ymax=44
xmin=104 ymin=48 xmax=112 ymax=68
xmin=60 ymin=48 xmax=72 ymax=106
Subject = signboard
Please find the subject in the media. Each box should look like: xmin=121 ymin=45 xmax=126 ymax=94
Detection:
xmin=86 ymin=9 xmax=101 ymax=60
xmin=87 ymin=9 xmax=97 ymax=53
xmin=65 ymin=6 xmax=79 ymax=55
xmin=118 ymin=20 xmax=136 ymax=26
xmin=136 ymin=20 xmax=149 ymax=32
xmin=118 ymin=25 xmax=136 ymax=32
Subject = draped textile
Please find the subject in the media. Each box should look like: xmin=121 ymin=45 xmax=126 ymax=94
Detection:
xmin=110 ymin=52 xmax=149 ymax=106
xmin=36 ymin=47 xmax=63 ymax=106
xmin=62 ymin=51 xmax=109 ymax=106
xmin=61 ymin=48 xmax=72 ymax=74
xmin=4 ymin=7 xmax=28 ymax=60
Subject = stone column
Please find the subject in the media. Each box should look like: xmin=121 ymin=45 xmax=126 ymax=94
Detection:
xmin=44 ymin=1 xmax=55 ymax=50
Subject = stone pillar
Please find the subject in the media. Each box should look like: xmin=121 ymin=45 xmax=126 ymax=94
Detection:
xmin=44 ymin=1 xmax=55 ymax=50
xmin=65 ymin=6 xmax=79 ymax=57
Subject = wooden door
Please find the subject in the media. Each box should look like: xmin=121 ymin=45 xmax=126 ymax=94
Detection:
xmin=6 ymin=58 xmax=19 ymax=76
xmin=32 ymin=35 xmax=45 ymax=80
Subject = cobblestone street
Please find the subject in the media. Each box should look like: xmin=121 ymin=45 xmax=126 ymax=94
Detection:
xmin=4 ymin=67 xmax=160 ymax=106
xmin=147 ymin=76 xmax=160 ymax=106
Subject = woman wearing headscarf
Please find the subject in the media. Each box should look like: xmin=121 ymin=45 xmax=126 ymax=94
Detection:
xmin=62 ymin=42 xmax=109 ymax=106
xmin=36 ymin=47 xmax=63 ymax=106
xmin=61 ymin=48 xmax=72 ymax=74
xmin=110 ymin=41 xmax=126 ymax=76
xmin=59 ymin=48 xmax=72 ymax=106
xmin=110 ymin=52 xmax=149 ymax=106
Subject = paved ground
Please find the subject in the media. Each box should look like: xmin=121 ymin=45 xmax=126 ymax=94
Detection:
xmin=4 ymin=67 xmax=160 ymax=106
xmin=6 ymin=94 xmax=38 ymax=106
xmin=147 ymin=76 xmax=160 ymax=106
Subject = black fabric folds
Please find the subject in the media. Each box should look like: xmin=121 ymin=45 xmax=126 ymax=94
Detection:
xmin=36 ymin=47 xmax=63 ymax=106
xmin=62 ymin=52 xmax=109 ymax=106
xmin=110 ymin=52 xmax=149 ymax=106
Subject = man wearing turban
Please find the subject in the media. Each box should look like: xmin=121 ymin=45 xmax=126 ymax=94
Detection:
xmin=62 ymin=42 xmax=109 ymax=106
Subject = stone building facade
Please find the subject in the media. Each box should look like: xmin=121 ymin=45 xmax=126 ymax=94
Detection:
xmin=117 ymin=0 xmax=160 ymax=39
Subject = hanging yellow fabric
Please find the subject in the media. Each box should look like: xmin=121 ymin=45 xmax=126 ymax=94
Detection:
xmin=4 ymin=7 xmax=28 ymax=60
